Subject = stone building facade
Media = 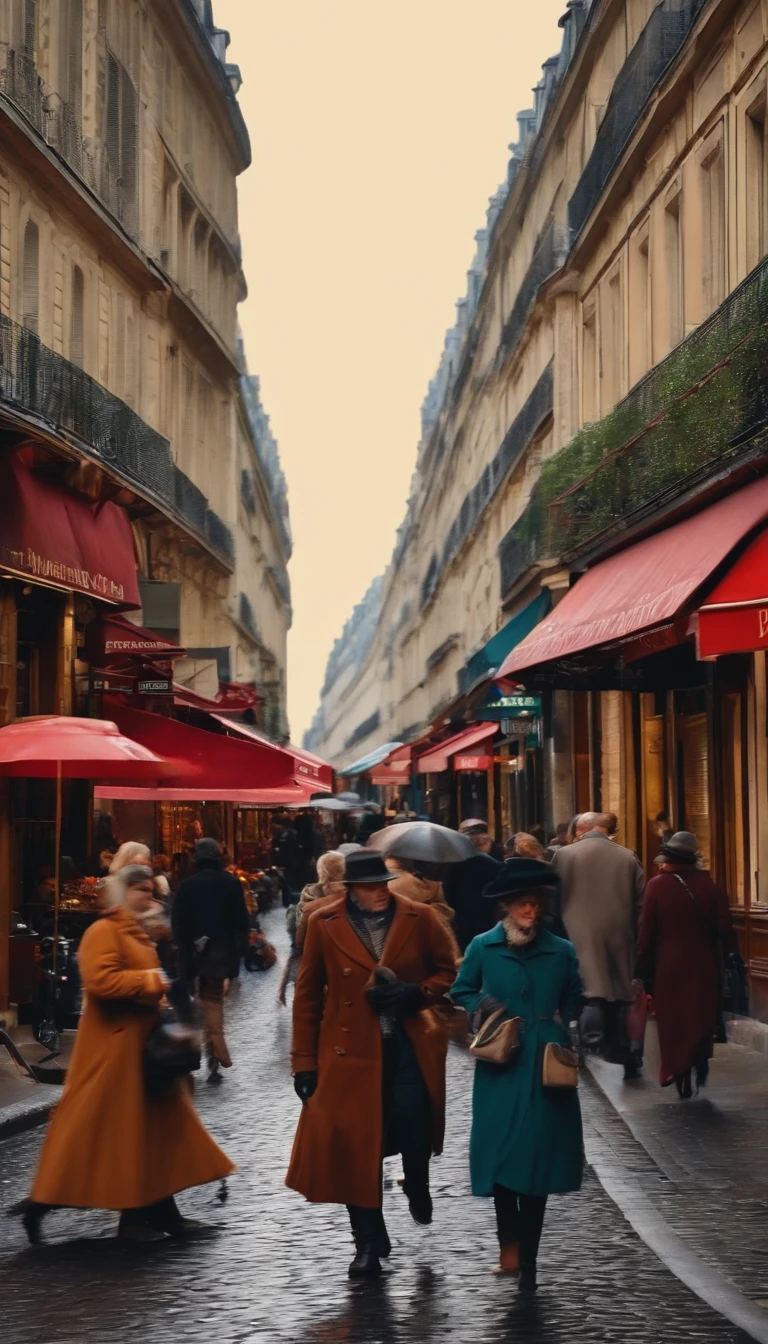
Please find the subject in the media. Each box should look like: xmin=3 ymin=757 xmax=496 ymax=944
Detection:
xmin=307 ymin=0 xmax=768 ymax=1016
xmin=0 ymin=0 xmax=291 ymax=1010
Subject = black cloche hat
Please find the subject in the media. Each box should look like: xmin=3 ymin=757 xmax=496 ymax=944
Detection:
xmin=342 ymin=851 xmax=396 ymax=886
xmin=482 ymin=857 xmax=561 ymax=900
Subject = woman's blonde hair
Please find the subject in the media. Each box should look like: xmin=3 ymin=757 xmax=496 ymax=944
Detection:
xmin=511 ymin=832 xmax=546 ymax=860
xmin=102 ymin=864 xmax=154 ymax=908
xmin=317 ymin=850 xmax=345 ymax=885
xmin=110 ymin=841 xmax=151 ymax=873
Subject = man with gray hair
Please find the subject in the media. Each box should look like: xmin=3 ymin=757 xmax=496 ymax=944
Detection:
xmin=552 ymin=812 xmax=645 ymax=1079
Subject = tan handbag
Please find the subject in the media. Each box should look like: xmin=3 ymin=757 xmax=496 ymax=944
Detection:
xmin=470 ymin=1008 xmax=523 ymax=1065
xmin=542 ymin=1042 xmax=579 ymax=1088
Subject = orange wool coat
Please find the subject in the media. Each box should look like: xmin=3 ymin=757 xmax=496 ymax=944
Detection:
xmin=285 ymin=892 xmax=456 ymax=1208
xmin=31 ymin=907 xmax=233 ymax=1210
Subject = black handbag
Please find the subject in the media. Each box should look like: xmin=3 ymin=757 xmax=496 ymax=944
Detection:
xmin=144 ymin=1002 xmax=202 ymax=1092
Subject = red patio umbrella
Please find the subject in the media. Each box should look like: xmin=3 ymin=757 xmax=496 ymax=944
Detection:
xmin=0 ymin=716 xmax=171 ymax=965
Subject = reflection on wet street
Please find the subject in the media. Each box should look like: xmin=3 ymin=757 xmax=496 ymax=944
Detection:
xmin=0 ymin=912 xmax=753 ymax=1344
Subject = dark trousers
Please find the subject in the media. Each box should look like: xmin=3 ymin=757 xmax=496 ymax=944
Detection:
xmin=493 ymin=1184 xmax=547 ymax=1265
xmin=347 ymin=1037 xmax=432 ymax=1244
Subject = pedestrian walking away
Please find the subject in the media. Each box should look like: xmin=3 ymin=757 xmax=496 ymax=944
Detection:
xmin=286 ymin=848 xmax=457 ymax=1279
xmin=443 ymin=829 xmax=501 ymax=952
xmin=11 ymin=864 xmax=233 ymax=1245
xmin=278 ymin=849 xmax=347 ymax=1004
xmin=636 ymin=831 xmax=734 ymax=1098
xmin=172 ymin=838 xmax=250 ymax=1082
xmin=552 ymin=812 xmax=645 ymax=1078
xmin=451 ymin=858 xmax=584 ymax=1293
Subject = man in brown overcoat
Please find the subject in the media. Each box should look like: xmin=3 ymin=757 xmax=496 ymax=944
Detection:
xmin=286 ymin=849 xmax=456 ymax=1278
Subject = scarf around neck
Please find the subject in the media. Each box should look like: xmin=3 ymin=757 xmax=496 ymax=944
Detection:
xmin=347 ymin=893 xmax=395 ymax=962
xmin=503 ymin=915 xmax=537 ymax=948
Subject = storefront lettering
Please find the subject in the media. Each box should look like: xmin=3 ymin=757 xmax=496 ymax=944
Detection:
xmin=2 ymin=545 xmax=125 ymax=602
xmin=759 ymin=608 xmax=768 ymax=640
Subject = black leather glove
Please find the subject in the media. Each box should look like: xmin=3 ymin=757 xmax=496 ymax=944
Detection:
xmin=293 ymin=1070 xmax=318 ymax=1103
xmin=365 ymin=980 xmax=426 ymax=1017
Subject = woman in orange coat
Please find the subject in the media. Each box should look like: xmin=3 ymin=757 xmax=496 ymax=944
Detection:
xmin=286 ymin=850 xmax=456 ymax=1279
xmin=14 ymin=864 xmax=233 ymax=1245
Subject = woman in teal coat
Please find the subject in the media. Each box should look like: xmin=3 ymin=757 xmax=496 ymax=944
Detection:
xmin=451 ymin=858 xmax=584 ymax=1291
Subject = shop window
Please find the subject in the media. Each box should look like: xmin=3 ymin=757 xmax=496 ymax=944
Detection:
xmin=640 ymin=693 xmax=667 ymax=871
xmin=70 ymin=263 xmax=84 ymax=368
xmin=719 ymin=691 xmax=746 ymax=903
xmin=572 ymin=691 xmax=593 ymax=812
xmin=22 ymin=219 xmax=39 ymax=334
xmin=678 ymin=711 xmax=711 ymax=870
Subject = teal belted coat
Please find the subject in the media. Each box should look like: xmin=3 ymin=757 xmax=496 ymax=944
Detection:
xmin=451 ymin=924 xmax=584 ymax=1199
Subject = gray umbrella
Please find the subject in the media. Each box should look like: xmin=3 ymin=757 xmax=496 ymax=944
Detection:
xmin=367 ymin=821 xmax=475 ymax=864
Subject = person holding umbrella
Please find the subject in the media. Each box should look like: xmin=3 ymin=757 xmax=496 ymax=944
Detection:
xmin=286 ymin=848 xmax=457 ymax=1278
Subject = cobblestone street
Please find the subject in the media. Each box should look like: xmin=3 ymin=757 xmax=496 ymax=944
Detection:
xmin=0 ymin=911 xmax=757 ymax=1344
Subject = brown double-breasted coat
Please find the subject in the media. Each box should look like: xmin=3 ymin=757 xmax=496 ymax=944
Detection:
xmin=286 ymin=892 xmax=456 ymax=1208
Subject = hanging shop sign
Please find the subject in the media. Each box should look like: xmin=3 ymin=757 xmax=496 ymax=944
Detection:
xmin=137 ymin=677 xmax=173 ymax=696
xmin=477 ymin=691 xmax=542 ymax=722
xmin=454 ymin=754 xmax=493 ymax=771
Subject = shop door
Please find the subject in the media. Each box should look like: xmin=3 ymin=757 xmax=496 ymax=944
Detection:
xmin=677 ymin=709 xmax=711 ymax=870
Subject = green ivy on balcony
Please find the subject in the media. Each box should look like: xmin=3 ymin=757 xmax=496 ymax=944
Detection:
xmin=499 ymin=256 xmax=768 ymax=596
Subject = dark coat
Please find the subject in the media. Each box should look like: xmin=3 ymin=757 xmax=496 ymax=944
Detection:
xmin=172 ymin=861 xmax=249 ymax=981
xmin=443 ymin=853 xmax=501 ymax=951
xmin=636 ymin=868 xmax=733 ymax=1081
xmin=286 ymin=892 xmax=456 ymax=1208
xmin=451 ymin=924 xmax=584 ymax=1198
xmin=552 ymin=832 xmax=645 ymax=1001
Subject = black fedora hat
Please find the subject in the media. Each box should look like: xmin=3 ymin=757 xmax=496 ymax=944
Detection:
xmin=482 ymin=857 xmax=560 ymax=900
xmin=342 ymin=850 xmax=395 ymax=886
xmin=655 ymin=830 xmax=699 ymax=865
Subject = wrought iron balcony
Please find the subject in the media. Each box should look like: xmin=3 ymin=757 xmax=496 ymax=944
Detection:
xmin=568 ymin=0 xmax=708 ymax=242
xmin=0 ymin=312 xmax=234 ymax=567
xmin=0 ymin=44 xmax=137 ymax=241
xmin=499 ymin=254 xmax=768 ymax=596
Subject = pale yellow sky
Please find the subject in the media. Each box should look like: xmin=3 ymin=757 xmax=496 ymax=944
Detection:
xmin=214 ymin=0 xmax=567 ymax=740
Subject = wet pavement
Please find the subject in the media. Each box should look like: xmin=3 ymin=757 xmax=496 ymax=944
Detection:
xmin=0 ymin=909 xmax=757 ymax=1344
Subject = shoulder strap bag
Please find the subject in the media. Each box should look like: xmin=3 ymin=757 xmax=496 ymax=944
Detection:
xmin=671 ymin=873 xmax=717 ymax=942
xmin=469 ymin=1007 xmax=523 ymax=1066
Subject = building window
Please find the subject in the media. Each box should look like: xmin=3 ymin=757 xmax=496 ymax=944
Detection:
xmin=701 ymin=132 xmax=726 ymax=316
xmin=745 ymin=84 xmax=767 ymax=273
xmin=58 ymin=0 xmax=82 ymax=111
xmin=70 ymin=262 xmax=84 ymax=367
xmin=11 ymin=0 xmax=36 ymax=55
xmin=105 ymin=49 xmax=138 ymax=220
xmin=22 ymin=218 xmax=39 ymax=334
xmin=629 ymin=226 xmax=650 ymax=383
xmin=600 ymin=264 xmax=623 ymax=413
xmin=581 ymin=298 xmax=597 ymax=424
xmin=664 ymin=186 xmax=683 ymax=350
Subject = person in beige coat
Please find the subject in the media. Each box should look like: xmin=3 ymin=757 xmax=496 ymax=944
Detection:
xmin=551 ymin=812 xmax=645 ymax=1077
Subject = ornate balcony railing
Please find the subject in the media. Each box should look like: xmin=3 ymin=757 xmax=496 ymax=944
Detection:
xmin=0 ymin=44 xmax=136 ymax=241
xmin=499 ymin=254 xmax=768 ymax=596
xmin=568 ymin=0 xmax=709 ymax=241
xmin=0 ymin=312 xmax=234 ymax=567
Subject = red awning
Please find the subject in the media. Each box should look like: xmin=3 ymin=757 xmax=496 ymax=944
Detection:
xmin=104 ymin=701 xmax=295 ymax=793
xmin=208 ymin=714 xmax=332 ymax=790
xmin=0 ymin=453 xmax=140 ymax=607
xmin=94 ymin=781 xmax=318 ymax=806
xmin=698 ymin=528 xmax=768 ymax=657
xmin=498 ymin=477 xmax=768 ymax=678
xmin=416 ymin=723 xmax=497 ymax=774
xmin=89 ymin=614 xmax=185 ymax=663
xmin=369 ymin=742 xmax=413 ymax=786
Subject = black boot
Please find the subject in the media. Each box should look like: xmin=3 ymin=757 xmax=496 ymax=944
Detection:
xmin=8 ymin=1199 xmax=51 ymax=1246
xmin=519 ymin=1264 xmax=538 ymax=1294
xmin=349 ymin=1240 xmax=382 ymax=1278
xmin=143 ymin=1195 xmax=208 ymax=1236
xmin=403 ymin=1183 xmax=433 ymax=1226
xmin=675 ymin=1071 xmax=693 ymax=1100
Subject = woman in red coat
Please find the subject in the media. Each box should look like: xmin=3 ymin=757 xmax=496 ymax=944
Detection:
xmin=636 ymin=832 xmax=733 ymax=1099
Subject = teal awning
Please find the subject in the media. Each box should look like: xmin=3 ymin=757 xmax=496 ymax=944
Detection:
xmin=462 ymin=590 xmax=551 ymax=691
xmin=339 ymin=741 xmax=403 ymax=777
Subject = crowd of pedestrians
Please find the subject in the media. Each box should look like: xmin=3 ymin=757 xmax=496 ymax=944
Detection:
xmin=8 ymin=801 xmax=737 ymax=1297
